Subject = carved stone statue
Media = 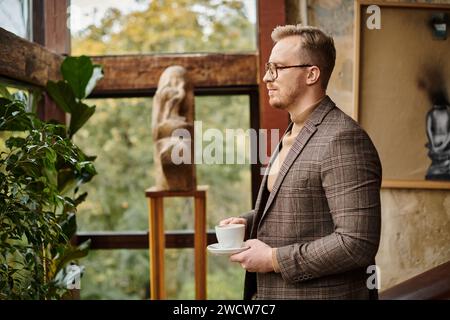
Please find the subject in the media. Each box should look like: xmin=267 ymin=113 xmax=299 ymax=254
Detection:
xmin=425 ymin=101 xmax=450 ymax=180
xmin=418 ymin=66 xmax=450 ymax=180
xmin=152 ymin=66 xmax=196 ymax=190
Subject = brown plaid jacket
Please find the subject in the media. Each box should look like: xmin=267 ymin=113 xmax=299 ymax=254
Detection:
xmin=242 ymin=96 xmax=382 ymax=300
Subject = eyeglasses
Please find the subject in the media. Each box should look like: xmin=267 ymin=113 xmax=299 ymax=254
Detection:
xmin=265 ymin=62 xmax=314 ymax=80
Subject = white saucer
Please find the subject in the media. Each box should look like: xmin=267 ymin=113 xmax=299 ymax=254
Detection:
xmin=207 ymin=243 xmax=250 ymax=255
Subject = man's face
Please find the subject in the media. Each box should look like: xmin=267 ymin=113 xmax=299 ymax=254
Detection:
xmin=263 ymin=36 xmax=309 ymax=110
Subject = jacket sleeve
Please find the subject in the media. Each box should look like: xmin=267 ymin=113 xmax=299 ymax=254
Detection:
xmin=276 ymin=128 xmax=382 ymax=283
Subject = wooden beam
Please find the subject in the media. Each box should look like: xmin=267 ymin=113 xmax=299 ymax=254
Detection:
xmin=0 ymin=27 xmax=63 ymax=87
xmin=91 ymin=53 xmax=258 ymax=95
xmin=194 ymin=195 xmax=207 ymax=300
xmin=382 ymin=179 xmax=450 ymax=190
xmin=33 ymin=0 xmax=71 ymax=55
xmin=145 ymin=185 xmax=207 ymax=198
xmin=358 ymin=0 xmax=450 ymax=9
xmin=75 ymin=231 xmax=218 ymax=250
xmin=32 ymin=0 xmax=46 ymax=46
xmin=0 ymin=28 xmax=257 ymax=93
xmin=42 ymin=0 xmax=71 ymax=55
xmin=380 ymin=261 xmax=450 ymax=300
xmin=249 ymin=89 xmax=261 ymax=207
xmin=31 ymin=0 xmax=69 ymax=123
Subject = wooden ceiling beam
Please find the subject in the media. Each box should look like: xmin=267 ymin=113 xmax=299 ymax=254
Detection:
xmin=91 ymin=53 xmax=258 ymax=95
xmin=0 ymin=27 xmax=63 ymax=87
xmin=0 ymin=28 xmax=258 ymax=94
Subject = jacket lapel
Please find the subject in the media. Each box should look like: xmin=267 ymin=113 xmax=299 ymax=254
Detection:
xmin=252 ymin=122 xmax=293 ymax=214
xmin=258 ymin=96 xmax=335 ymax=227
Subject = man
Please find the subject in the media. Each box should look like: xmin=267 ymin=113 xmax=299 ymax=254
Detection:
xmin=220 ymin=25 xmax=382 ymax=300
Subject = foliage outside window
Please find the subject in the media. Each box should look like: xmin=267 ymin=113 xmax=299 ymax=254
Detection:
xmin=74 ymin=95 xmax=250 ymax=299
xmin=70 ymin=0 xmax=255 ymax=299
xmin=71 ymin=0 xmax=256 ymax=55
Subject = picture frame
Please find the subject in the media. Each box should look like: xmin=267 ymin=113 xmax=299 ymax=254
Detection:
xmin=354 ymin=1 xmax=450 ymax=189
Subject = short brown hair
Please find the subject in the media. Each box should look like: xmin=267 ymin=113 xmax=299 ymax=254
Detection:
xmin=271 ymin=24 xmax=336 ymax=89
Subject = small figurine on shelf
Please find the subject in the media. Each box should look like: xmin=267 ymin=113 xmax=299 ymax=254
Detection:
xmin=425 ymin=99 xmax=450 ymax=180
xmin=420 ymin=68 xmax=450 ymax=180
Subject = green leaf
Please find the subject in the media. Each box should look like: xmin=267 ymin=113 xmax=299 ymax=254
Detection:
xmin=53 ymin=239 xmax=91 ymax=276
xmin=46 ymin=176 xmax=58 ymax=191
xmin=68 ymin=103 xmax=95 ymax=138
xmin=57 ymin=168 xmax=77 ymax=195
xmin=43 ymin=158 xmax=58 ymax=188
xmin=44 ymin=122 xmax=67 ymax=138
xmin=0 ymin=100 xmax=35 ymax=131
xmin=46 ymin=81 xmax=76 ymax=114
xmin=73 ymin=192 xmax=88 ymax=207
xmin=0 ymin=97 xmax=10 ymax=107
xmin=15 ymin=159 xmax=40 ymax=178
xmin=78 ymin=147 xmax=97 ymax=162
xmin=5 ymin=137 xmax=26 ymax=149
xmin=79 ymin=161 xmax=97 ymax=183
xmin=85 ymin=155 xmax=97 ymax=162
xmin=44 ymin=146 xmax=57 ymax=165
xmin=60 ymin=213 xmax=77 ymax=241
xmin=61 ymin=56 xmax=94 ymax=100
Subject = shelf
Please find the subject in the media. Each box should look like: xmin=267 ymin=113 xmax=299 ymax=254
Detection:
xmin=382 ymin=180 xmax=450 ymax=190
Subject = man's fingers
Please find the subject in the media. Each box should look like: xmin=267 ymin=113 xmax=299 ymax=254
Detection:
xmin=229 ymin=253 xmax=239 ymax=262
xmin=219 ymin=217 xmax=233 ymax=225
xmin=244 ymin=239 xmax=256 ymax=246
xmin=229 ymin=251 xmax=245 ymax=262
xmin=219 ymin=217 xmax=246 ymax=226
xmin=228 ymin=217 xmax=246 ymax=225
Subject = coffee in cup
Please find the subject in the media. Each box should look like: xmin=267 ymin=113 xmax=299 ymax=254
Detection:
xmin=215 ymin=224 xmax=245 ymax=249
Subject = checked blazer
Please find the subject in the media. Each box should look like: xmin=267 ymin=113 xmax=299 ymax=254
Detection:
xmin=241 ymin=96 xmax=382 ymax=300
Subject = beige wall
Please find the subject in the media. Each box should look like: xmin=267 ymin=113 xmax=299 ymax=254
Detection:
xmin=286 ymin=0 xmax=450 ymax=291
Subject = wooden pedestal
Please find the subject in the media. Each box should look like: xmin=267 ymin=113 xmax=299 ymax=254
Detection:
xmin=145 ymin=186 xmax=208 ymax=300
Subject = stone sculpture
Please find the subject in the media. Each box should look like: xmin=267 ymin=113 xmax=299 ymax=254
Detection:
xmin=419 ymin=66 xmax=450 ymax=180
xmin=152 ymin=66 xmax=196 ymax=190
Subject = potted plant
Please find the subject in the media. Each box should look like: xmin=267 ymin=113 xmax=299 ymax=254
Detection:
xmin=0 ymin=56 xmax=102 ymax=299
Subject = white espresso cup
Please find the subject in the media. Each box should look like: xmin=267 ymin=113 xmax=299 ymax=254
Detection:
xmin=215 ymin=224 xmax=245 ymax=249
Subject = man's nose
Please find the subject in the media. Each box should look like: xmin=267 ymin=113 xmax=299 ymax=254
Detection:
xmin=263 ymin=70 xmax=273 ymax=83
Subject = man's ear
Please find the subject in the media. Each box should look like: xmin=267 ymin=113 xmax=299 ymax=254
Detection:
xmin=306 ymin=66 xmax=321 ymax=85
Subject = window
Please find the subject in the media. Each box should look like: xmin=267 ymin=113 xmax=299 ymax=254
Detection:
xmin=74 ymin=95 xmax=252 ymax=299
xmin=74 ymin=97 xmax=153 ymax=231
xmin=70 ymin=0 xmax=256 ymax=55
xmin=0 ymin=0 xmax=32 ymax=40
xmin=80 ymin=249 xmax=149 ymax=299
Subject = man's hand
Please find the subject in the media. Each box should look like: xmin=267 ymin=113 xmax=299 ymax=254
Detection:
xmin=219 ymin=217 xmax=247 ymax=226
xmin=229 ymin=239 xmax=274 ymax=273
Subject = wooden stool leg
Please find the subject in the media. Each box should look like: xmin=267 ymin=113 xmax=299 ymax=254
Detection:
xmin=148 ymin=197 xmax=165 ymax=299
xmin=194 ymin=196 xmax=207 ymax=300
